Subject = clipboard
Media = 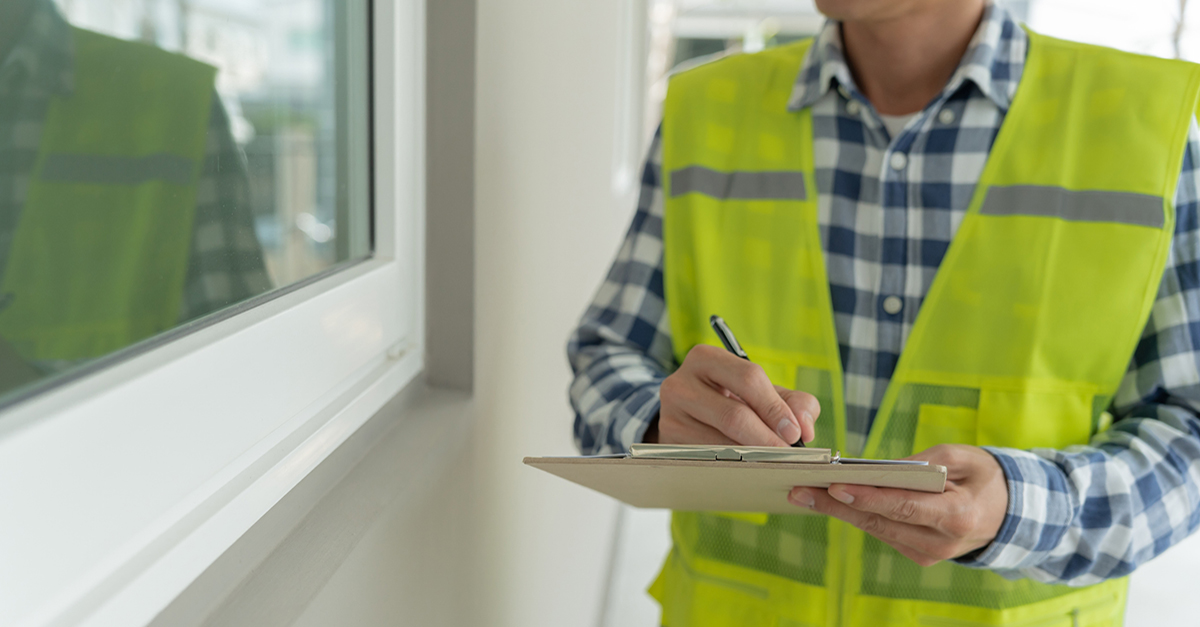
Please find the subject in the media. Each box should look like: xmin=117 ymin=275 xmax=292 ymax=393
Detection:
xmin=524 ymin=444 xmax=947 ymax=515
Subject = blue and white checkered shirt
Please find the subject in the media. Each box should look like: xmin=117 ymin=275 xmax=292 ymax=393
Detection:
xmin=568 ymin=3 xmax=1200 ymax=585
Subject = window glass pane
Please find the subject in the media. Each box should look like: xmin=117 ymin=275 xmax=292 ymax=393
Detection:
xmin=0 ymin=0 xmax=370 ymax=404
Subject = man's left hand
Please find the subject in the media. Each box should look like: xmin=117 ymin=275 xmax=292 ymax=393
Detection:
xmin=788 ymin=444 xmax=1008 ymax=567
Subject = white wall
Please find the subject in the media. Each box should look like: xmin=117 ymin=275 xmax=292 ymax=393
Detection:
xmin=293 ymin=0 xmax=646 ymax=625
xmin=467 ymin=0 xmax=638 ymax=619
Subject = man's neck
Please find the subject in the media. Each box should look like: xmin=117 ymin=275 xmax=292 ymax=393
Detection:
xmin=840 ymin=0 xmax=986 ymax=115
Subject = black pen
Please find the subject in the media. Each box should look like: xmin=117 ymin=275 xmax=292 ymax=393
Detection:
xmin=709 ymin=315 xmax=806 ymax=448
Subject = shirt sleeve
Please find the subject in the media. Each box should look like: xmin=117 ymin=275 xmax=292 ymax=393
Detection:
xmin=957 ymin=119 xmax=1200 ymax=585
xmin=568 ymin=127 xmax=676 ymax=455
xmin=179 ymin=92 xmax=273 ymax=323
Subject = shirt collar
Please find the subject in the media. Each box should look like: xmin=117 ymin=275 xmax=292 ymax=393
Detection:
xmin=0 ymin=0 xmax=75 ymax=97
xmin=787 ymin=1 xmax=1026 ymax=113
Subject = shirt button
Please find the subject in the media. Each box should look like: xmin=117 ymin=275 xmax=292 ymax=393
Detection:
xmin=938 ymin=108 xmax=956 ymax=124
xmin=889 ymin=152 xmax=908 ymax=171
xmin=883 ymin=296 xmax=904 ymax=315
xmin=846 ymin=99 xmax=861 ymax=116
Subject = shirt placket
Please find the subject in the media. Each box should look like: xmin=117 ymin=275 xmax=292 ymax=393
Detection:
xmin=874 ymin=103 xmax=914 ymax=436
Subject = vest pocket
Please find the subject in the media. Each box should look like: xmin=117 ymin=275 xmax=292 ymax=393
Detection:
xmin=914 ymin=404 xmax=980 ymax=453
xmin=909 ymin=385 xmax=1095 ymax=453
xmin=976 ymin=386 xmax=1093 ymax=450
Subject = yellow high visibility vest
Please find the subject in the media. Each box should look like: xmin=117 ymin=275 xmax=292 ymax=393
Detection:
xmin=653 ymin=30 xmax=1200 ymax=627
xmin=0 ymin=28 xmax=216 ymax=361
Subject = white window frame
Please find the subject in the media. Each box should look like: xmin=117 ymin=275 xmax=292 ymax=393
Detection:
xmin=0 ymin=1 xmax=426 ymax=625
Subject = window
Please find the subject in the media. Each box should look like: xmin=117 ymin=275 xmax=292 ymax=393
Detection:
xmin=0 ymin=1 xmax=422 ymax=623
xmin=0 ymin=0 xmax=371 ymax=407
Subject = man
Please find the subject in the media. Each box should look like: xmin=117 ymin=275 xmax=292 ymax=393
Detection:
xmin=569 ymin=0 xmax=1200 ymax=625
xmin=0 ymin=0 xmax=271 ymax=395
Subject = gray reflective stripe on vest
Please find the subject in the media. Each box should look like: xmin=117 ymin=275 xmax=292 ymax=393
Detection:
xmin=981 ymin=185 xmax=1164 ymax=228
xmin=670 ymin=166 xmax=808 ymax=201
xmin=39 ymin=153 xmax=195 ymax=186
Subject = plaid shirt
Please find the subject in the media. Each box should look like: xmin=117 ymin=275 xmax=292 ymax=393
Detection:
xmin=568 ymin=3 xmax=1200 ymax=585
xmin=0 ymin=0 xmax=271 ymax=338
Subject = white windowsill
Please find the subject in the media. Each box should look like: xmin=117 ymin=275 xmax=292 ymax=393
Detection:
xmin=2 ymin=256 xmax=420 ymax=626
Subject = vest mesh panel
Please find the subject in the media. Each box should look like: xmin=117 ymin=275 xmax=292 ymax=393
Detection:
xmin=686 ymin=513 xmax=829 ymax=587
xmin=859 ymin=536 xmax=1079 ymax=609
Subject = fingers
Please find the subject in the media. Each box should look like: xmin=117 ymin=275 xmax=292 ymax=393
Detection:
xmin=673 ymin=380 xmax=790 ymax=446
xmin=785 ymin=446 xmax=1008 ymax=566
xmin=882 ymin=539 xmax=945 ymax=568
xmin=654 ymin=410 xmax=738 ymax=446
xmin=660 ymin=362 xmax=789 ymax=447
xmin=824 ymin=484 xmax=946 ymax=528
xmin=689 ymin=345 xmax=802 ymax=444
xmin=660 ymin=344 xmax=826 ymax=447
xmin=788 ymin=487 xmax=958 ymax=561
xmin=827 ymin=483 xmax=985 ymax=547
xmin=775 ymin=385 xmax=820 ymax=443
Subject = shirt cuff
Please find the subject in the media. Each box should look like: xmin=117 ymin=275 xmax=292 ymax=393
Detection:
xmin=953 ymin=447 xmax=1075 ymax=572
xmin=614 ymin=385 xmax=663 ymax=453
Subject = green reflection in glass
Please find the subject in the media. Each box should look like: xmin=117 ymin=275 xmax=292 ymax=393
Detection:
xmin=0 ymin=0 xmax=371 ymax=403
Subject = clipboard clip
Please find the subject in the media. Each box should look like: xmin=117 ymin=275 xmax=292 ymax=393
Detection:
xmin=628 ymin=444 xmax=930 ymax=466
xmin=631 ymin=444 xmax=834 ymax=464
xmin=714 ymin=448 xmax=743 ymax=461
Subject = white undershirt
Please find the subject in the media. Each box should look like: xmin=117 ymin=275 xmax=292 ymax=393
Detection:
xmin=878 ymin=112 xmax=918 ymax=139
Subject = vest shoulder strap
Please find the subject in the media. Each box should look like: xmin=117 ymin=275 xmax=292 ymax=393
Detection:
xmin=663 ymin=40 xmax=815 ymax=178
xmin=993 ymin=28 xmax=1200 ymax=201
xmin=1026 ymin=28 xmax=1200 ymax=85
xmin=667 ymin=40 xmax=813 ymax=117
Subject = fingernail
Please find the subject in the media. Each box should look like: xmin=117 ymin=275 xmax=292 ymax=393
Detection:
xmin=791 ymin=489 xmax=815 ymax=508
xmin=777 ymin=419 xmax=802 ymax=444
xmin=830 ymin=487 xmax=854 ymax=504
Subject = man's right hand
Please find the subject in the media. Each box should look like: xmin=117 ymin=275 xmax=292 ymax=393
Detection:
xmin=647 ymin=344 xmax=820 ymax=446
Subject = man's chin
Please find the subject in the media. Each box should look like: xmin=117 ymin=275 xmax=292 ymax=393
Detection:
xmin=813 ymin=0 xmax=937 ymax=23
xmin=813 ymin=0 xmax=894 ymax=22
